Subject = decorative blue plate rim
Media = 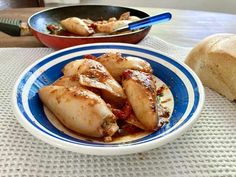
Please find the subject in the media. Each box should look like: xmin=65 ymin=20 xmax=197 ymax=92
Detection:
xmin=12 ymin=43 xmax=205 ymax=155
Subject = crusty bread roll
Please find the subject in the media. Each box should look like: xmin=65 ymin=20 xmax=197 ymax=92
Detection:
xmin=185 ymin=33 xmax=236 ymax=101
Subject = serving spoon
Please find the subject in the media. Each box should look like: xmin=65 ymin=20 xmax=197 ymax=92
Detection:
xmin=112 ymin=12 xmax=172 ymax=34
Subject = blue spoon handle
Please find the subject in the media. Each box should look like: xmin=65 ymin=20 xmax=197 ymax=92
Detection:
xmin=128 ymin=12 xmax=172 ymax=30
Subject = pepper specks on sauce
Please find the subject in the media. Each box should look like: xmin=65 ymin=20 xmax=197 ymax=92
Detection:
xmin=122 ymin=69 xmax=155 ymax=93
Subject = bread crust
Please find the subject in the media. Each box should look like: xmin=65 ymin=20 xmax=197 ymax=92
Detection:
xmin=185 ymin=33 xmax=236 ymax=101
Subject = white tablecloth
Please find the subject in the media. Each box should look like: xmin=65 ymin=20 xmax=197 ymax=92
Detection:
xmin=0 ymin=36 xmax=236 ymax=177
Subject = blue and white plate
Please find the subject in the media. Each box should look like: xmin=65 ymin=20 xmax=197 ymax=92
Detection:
xmin=12 ymin=43 xmax=205 ymax=155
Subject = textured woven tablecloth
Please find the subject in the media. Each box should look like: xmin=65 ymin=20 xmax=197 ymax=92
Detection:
xmin=0 ymin=36 xmax=236 ymax=177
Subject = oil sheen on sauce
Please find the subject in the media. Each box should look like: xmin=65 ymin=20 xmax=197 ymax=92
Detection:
xmin=43 ymin=76 xmax=174 ymax=143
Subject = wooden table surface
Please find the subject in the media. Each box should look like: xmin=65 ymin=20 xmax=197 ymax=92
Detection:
xmin=0 ymin=7 xmax=236 ymax=48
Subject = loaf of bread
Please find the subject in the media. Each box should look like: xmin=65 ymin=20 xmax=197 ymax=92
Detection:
xmin=185 ymin=33 xmax=236 ymax=101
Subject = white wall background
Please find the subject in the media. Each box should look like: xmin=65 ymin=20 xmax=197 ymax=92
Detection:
xmin=45 ymin=0 xmax=236 ymax=14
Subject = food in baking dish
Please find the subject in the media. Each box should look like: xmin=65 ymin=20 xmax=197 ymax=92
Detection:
xmin=47 ymin=12 xmax=140 ymax=36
